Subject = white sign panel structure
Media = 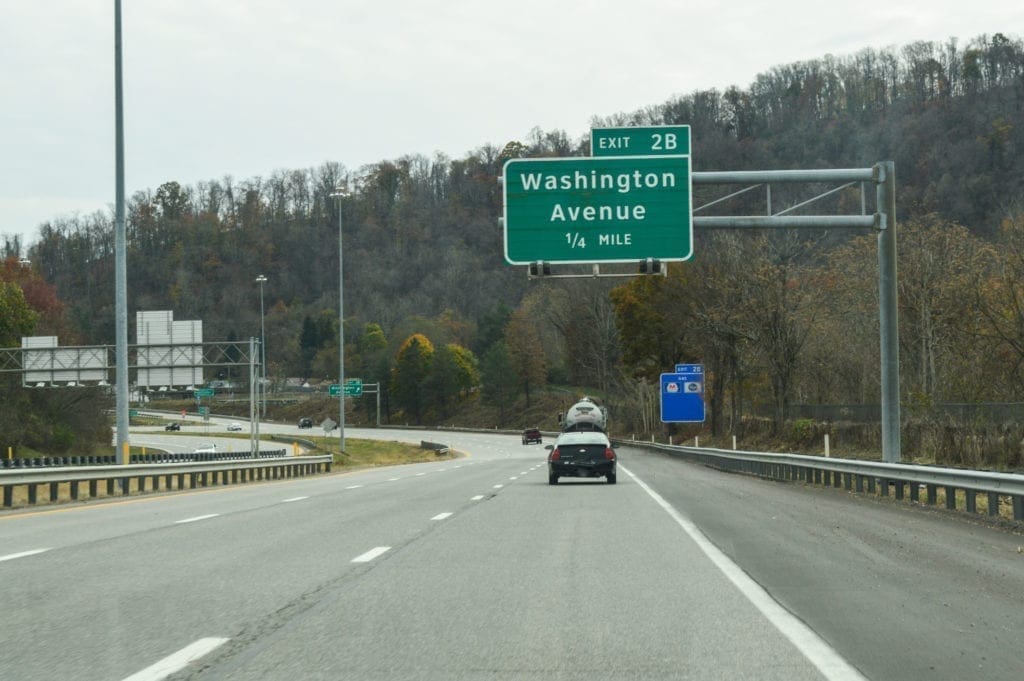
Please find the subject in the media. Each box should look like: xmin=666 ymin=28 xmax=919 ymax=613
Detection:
xmin=136 ymin=311 xmax=204 ymax=389
xmin=21 ymin=336 xmax=108 ymax=386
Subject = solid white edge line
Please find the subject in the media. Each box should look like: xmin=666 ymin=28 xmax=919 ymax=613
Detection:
xmin=351 ymin=546 xmax=391 ymax=563
xmin=173 ymin=514 xmax=219 ymax=525
xmin=431 ymin=512 xmax=453 ymax=520
xmin=619 ymin=464 xmax=867 ymax=681
xmin=470 ymin=495 xmax=484 ymax=501
xmin=0 ymin=548 xmax=50 ymax=563
xmin=121 ymin=637 xmax=229 ymax=681
xmin=282 ymin=496 xmax=308 ymax=503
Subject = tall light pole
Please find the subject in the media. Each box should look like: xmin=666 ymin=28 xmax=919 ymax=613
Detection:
xmin=329 ymin=185 xmax=347 ymax=453
xmin=113 ymin=0 xmax=129 ymax=464
xmin=255 ymin=274 xmax=267 ymax=418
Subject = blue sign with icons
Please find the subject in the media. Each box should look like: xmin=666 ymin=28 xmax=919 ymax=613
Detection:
xmin=661 ymin=364 xmax=705 ymax=423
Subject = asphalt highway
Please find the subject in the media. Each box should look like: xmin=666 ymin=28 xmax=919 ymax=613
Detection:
xmin=1 ymin=429 xmax=1022 ymax=680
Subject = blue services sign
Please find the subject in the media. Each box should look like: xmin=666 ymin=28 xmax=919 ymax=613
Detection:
xmin=661 ymin=364 xmax=705 ymax=423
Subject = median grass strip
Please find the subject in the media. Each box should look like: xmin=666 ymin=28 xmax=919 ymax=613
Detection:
xmin=314 ymin=437 xmax=457 ymax=468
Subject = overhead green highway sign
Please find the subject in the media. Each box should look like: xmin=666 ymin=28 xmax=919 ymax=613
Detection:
xmin=591 ymin=125 xmax=691 ymax=157
xmin=502 ymin=156 xmax=693 ymax=264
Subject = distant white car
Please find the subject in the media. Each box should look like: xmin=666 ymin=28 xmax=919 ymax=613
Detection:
xmin=227 ymin=422 xmax=243 ymax=431
xmin=193 ymin=443 xmax=217 ymax=454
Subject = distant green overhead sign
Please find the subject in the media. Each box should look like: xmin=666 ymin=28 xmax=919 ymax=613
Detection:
xmin=502 ymin=156 xmax=693 ymax=264
xmin=194 ymin=388 xmax=214 ymax=398
xmin=591 ymin=125 xmax=691 ymax=157
xmin=329 ymin=380 xmax=363 ymax=397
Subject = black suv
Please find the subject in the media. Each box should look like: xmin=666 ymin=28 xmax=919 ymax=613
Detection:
xmin=547 ymin=431 xmax=616 ymax=484
xmin=522 ymin=428 xmax=542 ymax=445
xmin=297 ymin=417 xmax=313 ymax=429
xmin=164 ymin=422 xmax=181 ymax=431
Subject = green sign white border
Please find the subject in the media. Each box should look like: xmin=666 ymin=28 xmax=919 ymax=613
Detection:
xmin=502 ymin=154 xmax=694 ymax=265
xmin=590 ymin=124 xmax=692 ymax=158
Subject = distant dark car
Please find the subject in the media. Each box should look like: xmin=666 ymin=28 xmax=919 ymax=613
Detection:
xmin=547 ymin=431 xmax=616 ymax=484
xmin=164 ymin=422 xmax=181 ymax=431
xmin=522 ymin=428 xmax=542 ymax=445
xmin=297 ymin=417 xmax=313 ymax=429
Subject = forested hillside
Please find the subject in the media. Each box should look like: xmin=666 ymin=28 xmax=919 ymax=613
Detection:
xmin=6 ymin=33 xmax=1024 ymax=462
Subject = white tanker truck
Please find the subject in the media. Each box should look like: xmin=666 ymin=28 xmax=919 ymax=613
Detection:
xmin=561 ymin=396 xmax=608 ymax=433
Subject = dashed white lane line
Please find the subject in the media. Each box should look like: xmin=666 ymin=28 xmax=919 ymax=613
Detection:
xmin=620 ymin=464 xmax=867 ymax=681
xmin=174 ymin=514 xmax=219 ymax=525
xmin=122 ymin=637 xmax=229 ymax=681
xmin=387 ymin=477 xmax=400 ymax=482
xmin=520 ymin=471 xmax=528 ymax=475
xmin=0 ymin=548 xmax=50 ymax=563
xmin=492 ymin=484 xmax=504 ymax=489
xmin=351 ymin=546 xmax=391 ymax=563
xmin=431 ymin=512 xmax=453 ymax=520
xmin=470 ymin=495 xmax=484 ymax=501
xmin=415 ymin=473 xmax=426 ymax=477
xmin=282 ymin=496 xmax=308 ymax=503
xmin=345 ymin=485 xmax=364 ymax=489
xmin=509 ymin=476 xmax=518 ymax=481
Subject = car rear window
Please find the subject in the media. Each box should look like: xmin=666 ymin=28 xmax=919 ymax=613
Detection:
xmin=555 ymin=443 xmax=608 ymax=460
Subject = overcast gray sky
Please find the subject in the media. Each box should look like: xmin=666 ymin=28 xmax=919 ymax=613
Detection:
xmin=2 ymin=0 xmax=1021 ymax=250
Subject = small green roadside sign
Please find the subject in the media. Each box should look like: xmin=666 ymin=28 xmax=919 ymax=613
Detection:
xmin=329 ymin=383 xmax=341 ymax=397
xmin=591 ymin=125 xmax=691 ymax=157
xmin=502 ymin=155 xmax=693 ymax=264
xmin=194 ymin=388 xmax=214 ymax=398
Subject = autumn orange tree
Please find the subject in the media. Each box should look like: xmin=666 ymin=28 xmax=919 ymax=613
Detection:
xmin=391 ymin=333 xmax=434 ymax=423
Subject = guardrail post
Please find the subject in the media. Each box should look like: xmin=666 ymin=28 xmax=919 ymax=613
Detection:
xmin=867 ymin=477 xmax=876 ymax=494
xmin=28 ymin=484 xmax=37 ymax=504
xmin=988 ymin=492 xmax=1001 ymax=517
xmin=945 ymin=487 xmax=957 ymax=510
xmin=70 ymin=481 xmax=79 ymax=500
xmin=894 ymin=481 xmax=905 ymax=500
xmin=3 ymin=485 xmax=12 ymax=507
xmin=926 ymin=485 xmax=937 ymax=505
xmin=89 ymin=479 xmax=97 ymax=498
xmin=844 ymin=473 xmax=852 ymax=491
xmin=880 ymin=479 xmax=889 ymax=497
xmin=49 ymin=481 xmax=59 ymax=502
xmin=855 ymin=475 xmax=864 ymax=493
xmin=909 ymin=482 xmax=920 ymax=502
xmin=1012 ymin=496 xmax=1024 ymax=520
xmin=965 ymin=490 xmax=977 ymax=514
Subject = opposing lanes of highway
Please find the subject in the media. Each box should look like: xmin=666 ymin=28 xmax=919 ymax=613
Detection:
xmin=2 ymin=429 xmax=1022 ymax=679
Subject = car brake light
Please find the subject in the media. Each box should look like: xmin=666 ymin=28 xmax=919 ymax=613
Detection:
xmin=604 ymin=447 xmax=615 ymax=460
xmin=550 ymin=447 xmax=560 ymax=461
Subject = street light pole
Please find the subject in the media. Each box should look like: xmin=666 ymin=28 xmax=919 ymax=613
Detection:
xmin=329 ymin=186 xmax=347 ymax=453
xmin=113 ymin=0 xmax=129 ymax=464
xmin=256 ymin=274 xmax=267 ymax=418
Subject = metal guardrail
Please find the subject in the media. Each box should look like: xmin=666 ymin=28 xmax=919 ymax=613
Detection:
xmin=0 ymin=454 xmax=332 ymax=509
xmin=420 ymin=441 xmax=451 ymax=455
xmin=621 ymin=440 xmax=1024 ymax=522
xmin=0 ymin=449 xmax=289 ymax=468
